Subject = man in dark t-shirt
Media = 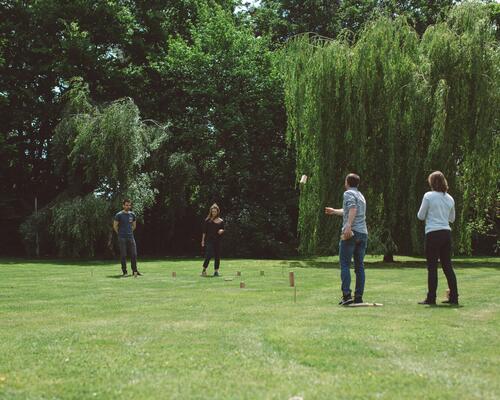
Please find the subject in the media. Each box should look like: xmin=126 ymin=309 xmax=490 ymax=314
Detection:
xmin=113 ymin=199 xmax=141 ymax=277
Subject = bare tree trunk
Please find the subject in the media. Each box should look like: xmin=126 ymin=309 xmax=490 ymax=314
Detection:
xmin=383 ymin=253 xmax=394 ymax=263
xmin=107 ymin=230 xmax=115 ymax=256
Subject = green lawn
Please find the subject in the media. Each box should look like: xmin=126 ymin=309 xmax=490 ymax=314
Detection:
xmin=0 ymin=256 xmax=499 ymax=400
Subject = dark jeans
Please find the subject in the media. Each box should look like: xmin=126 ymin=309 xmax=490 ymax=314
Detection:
xmin=119 ymin=237 xmax=138 ymax=273
xmin=425 ymin=230 xmax=458 ymax=301
xmin=339 ymin=231 xmax=368 ymax=297
xmin=203 ymin=240 xmax=221 ymax=270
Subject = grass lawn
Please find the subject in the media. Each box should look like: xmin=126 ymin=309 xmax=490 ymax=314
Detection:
xmin=0 ymin=255 xmax=499 ymax=400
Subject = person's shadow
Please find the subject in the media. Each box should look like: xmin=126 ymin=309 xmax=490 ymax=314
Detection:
xmin=423 ymin=304 xmax=464 ymax=309
xmin=106 ymin=274 xmax=131 ymax=279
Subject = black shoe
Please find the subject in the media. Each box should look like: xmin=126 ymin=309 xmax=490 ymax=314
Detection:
xmin=339 ymin=293 xmax=354 ymax=306
xmin=122 ymin=271 xmax=129 ymax=277
xmin=213 ymin=271 xmax=220 ymax=277
xmin=441 ymin=299 xmax=459 ymax=305
xmin=133 ymin=271 xmax=142 ymax=278
xmin=354 ymin=296 xmax=363 ymax=304
xmin=418 ymin=299 xmax=436 ymax=305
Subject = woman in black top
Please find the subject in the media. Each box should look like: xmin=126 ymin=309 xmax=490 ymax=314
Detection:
xmin=201 ymin=203 xmax=225 ymax=277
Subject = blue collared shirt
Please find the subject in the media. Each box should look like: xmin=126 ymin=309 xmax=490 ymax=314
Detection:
xmin=342 ymin=188 xmax=368 ymax=234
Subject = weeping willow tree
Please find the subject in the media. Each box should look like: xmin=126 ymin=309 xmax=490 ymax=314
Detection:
xmin=283 ymin=2 xmax=499 ymax=257
xmin=20 ymin=77 xmax=167 ymax=256
xmin=421 ymin=3 xmax=500 ymax=254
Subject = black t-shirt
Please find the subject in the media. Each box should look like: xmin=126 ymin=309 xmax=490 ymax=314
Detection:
xmin=203 ymin=218 xmax=225 ymax=241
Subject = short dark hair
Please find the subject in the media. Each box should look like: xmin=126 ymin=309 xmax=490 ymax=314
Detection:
xmin=428 ymin=171 xmax=448 ymax=193
xmin=346 ymin=173 xmax=360 ymax=188
xmin=123 ymin=199 xmax=132 ymax=205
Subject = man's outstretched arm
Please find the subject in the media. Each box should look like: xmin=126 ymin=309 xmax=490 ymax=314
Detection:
xmin=325 ymin=207 xmax=343 ymax=216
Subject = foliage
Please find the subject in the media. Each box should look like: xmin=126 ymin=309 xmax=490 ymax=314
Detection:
xmin=19 ymin=205 xmax=53 ymax=257
xmin=282 ymin=2 xmax=499 ymax=256
xmin=141 ymin=4 xmax=297 ymax=256
xmin=2 ymin=0 xmax=298 ymax=257
xmin=2 ymin=0 xmax=497 ymax=257
xmin=252 ymin=0 xmax=454 ymax=43
xmin=21 ymin=78 xmax=165 ymax=257
xmin=50 ymin=194 xmax=112 ymax=257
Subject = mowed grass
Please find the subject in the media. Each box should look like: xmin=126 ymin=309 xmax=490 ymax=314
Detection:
xmin=0 ymin=256 xmax=499 ymax=400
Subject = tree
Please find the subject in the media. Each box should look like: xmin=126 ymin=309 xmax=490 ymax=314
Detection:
xmin=282 ymin=2 xmax=499 ymax=258
xmin=142 ymin=4 xmax=297 ymax=256
xmin=2 ymin=0 xmax=298 ymax=257
xmin=0 ymin=0 xmax=144 ymax=254
xmin=251 ymin=0 xmax=454 ymax=43
xmin=20 ymin=78 xmax=165 ymax=256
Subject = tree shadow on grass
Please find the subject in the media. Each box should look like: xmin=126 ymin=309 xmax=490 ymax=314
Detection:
xmin=0 ymin=257 xmax=200 ymax=267
xmin=421 ymin=304 xmax=465 ymax=309
xmin=282 ymin=259 xmax=500 ymax=270
xmin=0 ymin=258 xmax=117 ymax=267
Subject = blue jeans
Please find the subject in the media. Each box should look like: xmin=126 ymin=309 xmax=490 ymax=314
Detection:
xmin=339 ymin=231 xmax=368 ymax=297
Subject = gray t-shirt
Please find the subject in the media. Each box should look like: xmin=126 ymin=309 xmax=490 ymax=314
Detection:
xmin=342 ymin=188 xmax=368 ymax=234
xmin=114 ymin=211 xmax=136 ymax=238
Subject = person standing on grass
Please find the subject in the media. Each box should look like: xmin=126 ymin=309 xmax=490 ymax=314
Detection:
xmin=113 ymin=199 xmax=141 ymax=277
xmin=325 ymin=173 xmax=368 ymax=306
xmin=417 ymin=171 xmax=459 ymax=305
xmin=201 ymin=203 xmax=225 ymax=277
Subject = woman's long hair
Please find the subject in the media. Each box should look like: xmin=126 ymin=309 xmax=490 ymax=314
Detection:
xmin=206 ymin=203 xmax=220 ymax=221
xmin=428 ymin=171 xmax=449 ymax=193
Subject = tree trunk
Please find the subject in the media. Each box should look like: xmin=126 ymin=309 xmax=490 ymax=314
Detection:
xmin=383 ymin=253 xmax=394 ymax=263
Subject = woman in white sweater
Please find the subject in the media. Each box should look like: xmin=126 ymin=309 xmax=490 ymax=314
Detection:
xmin=417 ymin=171 xmax=459 ymax=305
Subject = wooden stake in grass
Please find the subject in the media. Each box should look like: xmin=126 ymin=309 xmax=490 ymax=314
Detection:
xmin=260 ymin=270 xmax=265 ymax=276
xmin=289 ymin=271 xmax=295 ymax=287
xmin=236 ymin=271 xmax=241 ymax=276
xmin=172 ymin=271 xmax=177 ymax=278
xmin=240 ymin=281 xmax=245 ymax=289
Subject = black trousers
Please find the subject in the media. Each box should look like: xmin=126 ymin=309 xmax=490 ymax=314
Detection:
xmin=425 ymin=230 xmax=458 ymax=301
xmin=203 ymin=240 xmax=221 ymax=270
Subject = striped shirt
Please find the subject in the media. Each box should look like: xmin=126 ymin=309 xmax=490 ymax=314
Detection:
xmin=342 ymin=188 xmax=368 ymax=234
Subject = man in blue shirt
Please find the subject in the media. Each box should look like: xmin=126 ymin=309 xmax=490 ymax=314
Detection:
xmin=325 ymin=173 xmax=368 ymax=305
xmin=113 ymin=199 xmax=141 ymax=277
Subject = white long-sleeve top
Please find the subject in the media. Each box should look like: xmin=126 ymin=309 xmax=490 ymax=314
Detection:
xmin=417 ymin=191 xmax=455 ymax=234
